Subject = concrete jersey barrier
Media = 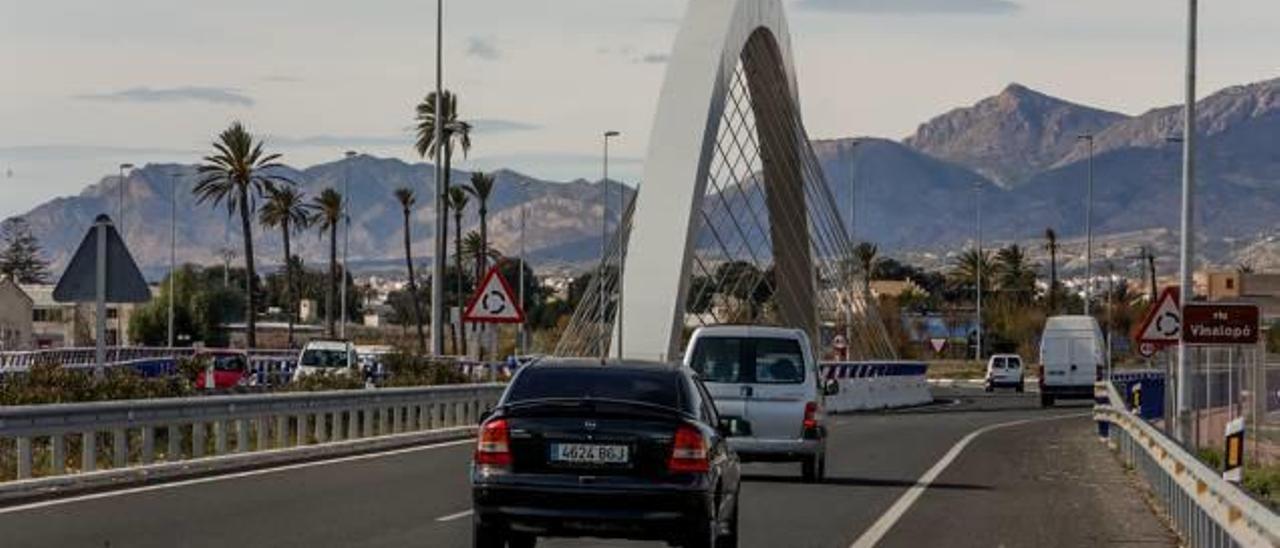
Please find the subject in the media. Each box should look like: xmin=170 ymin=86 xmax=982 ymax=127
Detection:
xmin=821 ymin=361 xmax=931 ymax=412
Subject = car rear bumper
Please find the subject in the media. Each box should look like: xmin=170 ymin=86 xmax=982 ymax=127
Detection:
xmin=1041 ymin=384 xmax=1095 ymax=399
xmin=472 ymin=483 xmax=713 ymax=541
xmin=729 ymin=437 xmax=822 ymax=461
xmin=986 ymin=377 xmax=1024 ymax=387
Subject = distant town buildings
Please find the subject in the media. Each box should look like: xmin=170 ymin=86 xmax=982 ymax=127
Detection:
xmin=1197 ymin=271 xmax=1280 ymax=321
xmin=0 ymin=277 xmax=33 ymax=350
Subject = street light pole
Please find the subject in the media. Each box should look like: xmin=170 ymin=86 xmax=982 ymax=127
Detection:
xmin=168 ymin=170 xmax=179 ymax=349
xmin=429 ymin=0 xmax=447 ymax=356
xmin=341 ymin=150 xmax=357 ymax=340
xmin=1077 ymin=134 xmax=1095 ymax=315
xmin=518 ymin=194 xmax=527 ymax=355
xmin=600 ymin=131 xmax=620 ymax=360
xmin=118 ymin=163 xmax=134 ymax=243
xmin=975 ymin=181 xmax=984 ymax=363
xmin=1176 ymin=0 xmax=1199 ymax=443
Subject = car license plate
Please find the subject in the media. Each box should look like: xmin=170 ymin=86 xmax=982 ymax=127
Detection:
xmin=549 ymin=443 xmax=629 ymax=465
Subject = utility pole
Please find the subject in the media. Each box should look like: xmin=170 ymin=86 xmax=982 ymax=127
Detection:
xmin=1077 ymin=135 xmax=1095 ymax=315
xmin=429 ymin=0 xmax=447 ymax=356
xmin=518 ymin=196 xmax=527 ymax=356
xmin=1176 ymin=0 xmax=1198 ymax=443
xmin=341 ymin=151 xmax=357 ymax=340
xmin=1106 ymin=261 xmax=1115 ymax=378
xmin=975 ymin=181 xmax=984 ymax=363
xmin=168 ymin=170 xmax=179 ymax=349
xmin=600 ymin=131 xmax=620 ymax=360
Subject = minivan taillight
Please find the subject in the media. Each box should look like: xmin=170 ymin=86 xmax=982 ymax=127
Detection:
xmin=475 ymin=419 xmax=512 ymax=467
xmin=668 ymin=424 xmax=709 ymax=473
xmin=803 ymin=401 xmax=819 ymax=431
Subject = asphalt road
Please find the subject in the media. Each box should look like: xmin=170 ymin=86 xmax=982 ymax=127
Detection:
xmin=0 ymin=388 xmax=1177 ymax=548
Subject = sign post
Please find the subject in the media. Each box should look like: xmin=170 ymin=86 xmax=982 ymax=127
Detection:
xmin=464 ymin=265 xmax=526 ymax=361
xmin=53 ymin=215 xmax=151 ymax=377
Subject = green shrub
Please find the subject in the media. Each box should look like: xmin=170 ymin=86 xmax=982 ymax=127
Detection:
xmin=282 ymin=372 xmax=364 ymax=392
xmin=1196 ymin=447 xmax=1224 ymax=470
xmin=1244 ymin=463 xmax=1280 ymax=509
xmin=380 ymin=353 xmax=470 ymax=387
xmin=0 ymin=363 xmax=194 ymax=406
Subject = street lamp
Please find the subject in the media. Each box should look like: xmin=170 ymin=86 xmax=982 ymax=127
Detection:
xmin=341 ymin=150 xmax=357 ymax=340
xmin=974 ymin=181 xmax=984 ymax=362
xmin=168 ymin=169 xmax=181 ymax=349
xmin=1077 ymin=134 xmax=1095 ymax=316
xmin=518 ymin=181 xmax=529 ymax=356
xmin=600 ymin=130 xmax=620 ymax=360
xmin=1176 ymin=0 xmax=1199 ymax=443
xmin=118 ymin=163 xmax=134 ymax=242
xmin=429 ymin=0 xmax=447 ymax=356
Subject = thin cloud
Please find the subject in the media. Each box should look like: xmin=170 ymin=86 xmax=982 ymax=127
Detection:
xmin=466 ymin=36 xmax=501 ymax=61
xmin=796 ymin=0 xmax=1020 ymax=15
xmin=75 ymin=86 xmax=255 ymax=106
xmin=261 ymin=74 xmax=303 ymax=83
xmin=634 ymin=53 xmax=670 ymax=65
xmin=471 ymin=119 xmax=541 ymax=133
xmin=273 ymin=135 xmax=409 ymax=148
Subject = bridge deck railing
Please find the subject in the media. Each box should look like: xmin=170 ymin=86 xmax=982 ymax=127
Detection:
xmin=1095 ymin=380 xmax=1280 ymax=547
xmin=0 ymin=384 xmax=505 ymax=486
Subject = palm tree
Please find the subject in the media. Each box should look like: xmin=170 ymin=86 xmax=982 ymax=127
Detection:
xmin=853 ymin=242 xmax=880 ymax=295
xmin=394 ymin=188 xmax=427 ymax=353
xmin=463 ymin=230 xmax=502 ymax=275
xmin=414 ymin=91 xmax=473 ymax=269
xmin=1044 ymin=228 xmax=1060 ymax=312
xmin=447 ymin=185 xmax=471 ymax=355
xmin=194 ymin=121 xmax=289 ymax=349
xmin=259 ymin=186 xmax=311 ymax=347
xmin=949 ymin=248 xmax=994 ymax=298
xmin=995 ymin=244 xmax=1037 ymax=300
xmin=309 ymin=188 xmax=344 ymax=338
xmin=465 ymin=171 xmax=497 ymax=280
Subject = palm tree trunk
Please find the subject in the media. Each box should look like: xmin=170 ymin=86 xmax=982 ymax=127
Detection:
xmin=1049 ymin=247 xmax=1058 ymax=313
xmin=327 ymin=223 xmax=337 ymax=338
xmin=403 ymin=210 xmax=426 ymax=353
xmin=478 ymin=204 xmax=488 ymax=280
xmin=454 ymin=208 xmax=467 ymax=356
xmin=239 ymin=187 xmax=257 ymax=350
xmin=282 ymin=221 xmax=294 ymax=348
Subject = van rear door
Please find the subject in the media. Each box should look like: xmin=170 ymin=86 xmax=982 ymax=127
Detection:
xmin=744 ymin=337 xmax=809 ymax=441
xmin=1067 ymin=335 xmax=1098 ymax=386
xmin=687 ymin=337 xmax=749 ymax=424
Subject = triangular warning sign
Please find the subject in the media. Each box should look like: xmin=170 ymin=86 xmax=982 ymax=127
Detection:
xmin=53 ymin=215 xmax=151 ymax=303
xmin=1134 ymin=287 xmax=1180 ymax=345
xmin=463 ymin=264 xmax=525 ymax=324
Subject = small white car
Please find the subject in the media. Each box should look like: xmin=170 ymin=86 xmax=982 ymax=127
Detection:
xmin=684 ymin=325 xmax=830 ymax=483
xmin=984 ymin=354 xmax=1024 ymax=392
xmin=293 ymin=340 xmax=358 ymax=382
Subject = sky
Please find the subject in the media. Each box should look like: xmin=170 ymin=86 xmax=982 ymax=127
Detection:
xmin=2 ymin=0 xmax=1279 ymax=219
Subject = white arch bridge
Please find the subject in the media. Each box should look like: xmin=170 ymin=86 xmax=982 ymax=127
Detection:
xmin=554 ymin=0 xmax=894 ymax=362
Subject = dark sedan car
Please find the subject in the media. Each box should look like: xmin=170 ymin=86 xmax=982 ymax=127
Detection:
xmin=471 ymin=360 xmax=742 ymax=548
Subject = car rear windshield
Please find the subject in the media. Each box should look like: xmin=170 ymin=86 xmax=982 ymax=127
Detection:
xmin=505 ymin=367 xmax=683 ymax=410
xmin=688 ymin=336 xmax=806 ymax=384
xmin=300 ymin=349 xmax=351 ymax=368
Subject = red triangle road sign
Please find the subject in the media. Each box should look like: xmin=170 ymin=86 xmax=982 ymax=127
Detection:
xmin=463 ymin=264 xmax=525 ymax=324
xmin=1134 ymin=286 xmax=1181 ymax=347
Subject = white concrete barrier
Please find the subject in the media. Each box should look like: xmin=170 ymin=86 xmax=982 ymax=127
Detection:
xmin=822 ymin=361 xmax=931 ymax=412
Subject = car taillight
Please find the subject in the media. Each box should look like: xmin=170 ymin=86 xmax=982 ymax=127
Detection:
xmin=475 ymin=419 xmax=512 ymax=467
xmin=803 ymin=401 xmax=819 ymax=431
xmin=668 ymin=423 xmax=709 ymax=473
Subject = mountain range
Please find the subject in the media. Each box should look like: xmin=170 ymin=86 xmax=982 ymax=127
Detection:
xmin=10 ymin=76 xmax=1280 ymax=278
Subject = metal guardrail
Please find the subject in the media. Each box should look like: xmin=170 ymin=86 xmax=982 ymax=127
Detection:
xmin=0 ymin=383 xmax=506 ymax=482
xmin=1095 ymin=381 xmax=1280 ymax=547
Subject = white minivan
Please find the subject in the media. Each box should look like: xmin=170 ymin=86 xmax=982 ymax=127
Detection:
xmin=1038 ymin=315 xmax=1105 ymax=407
xmin=293 ymin=340 xmax=359 ymax=382
xmin=984 ymin=354 xmax=1025 ymax=392
xmin=684 ymin=325 xmax=829 ymax=482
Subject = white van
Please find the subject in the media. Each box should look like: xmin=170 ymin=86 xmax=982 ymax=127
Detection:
xmin=1038 ymin=316 xmax=1105 ymax=407
xmin=684 ymin=325 xmax=830 ymax=482
xmin=984 ymin=354 xmax=1024 ymax=392
xmin=293 ymin=340 xmax=358 ymax=382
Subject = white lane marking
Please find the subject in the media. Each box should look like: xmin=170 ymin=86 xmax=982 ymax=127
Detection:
xmin=435 ymin=509 xmax=474 ymax=522
xmin=0 ymin=438 xmax=474 ymax=516
xmin=849 ymin=412 xmax=1088 ymax=548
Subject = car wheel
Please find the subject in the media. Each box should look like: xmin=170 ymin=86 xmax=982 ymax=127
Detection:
xmin=472 ymin=519 xmax=506 ymax=548
xmin=508 ymin=533 xmax=537 ymax=548
xmin=683 ymin=519 xmax=719 ymax=548
xmin=1040 ymin=393 xmax=1054 ymax=408
xmin=1016 ymin=383 xmax=1025 ymax=393
xmin=715 ymin=497 xmax=739 ymax=548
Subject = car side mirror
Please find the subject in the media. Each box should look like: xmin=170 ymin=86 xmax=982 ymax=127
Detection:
xmin=823 ymin=378 xmax=840 ymax=396
xmin=717 ymin=417 xmax=750 ymax=438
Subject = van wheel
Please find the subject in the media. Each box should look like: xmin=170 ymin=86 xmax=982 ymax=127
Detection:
xmin=508 ymin=533 xmax=537 ymax=548
xmin=802 ymin=452 xmax=825 ymax=483
xmin=1040 ymin=394 xmax=1054 ymax=408
xmin=473 ymin=520 xmax=506 ymax=548
xmin=1016 ymin=383 xmax=1025 ymax=393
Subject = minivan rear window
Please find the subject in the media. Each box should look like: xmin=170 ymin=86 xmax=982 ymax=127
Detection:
xmin=505 ymin=367 xmax=682 ymax=410
xmin=689 ymin=336 xmax=805 ymax=384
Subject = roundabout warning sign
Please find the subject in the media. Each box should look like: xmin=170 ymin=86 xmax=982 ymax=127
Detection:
xmin=463 ymin=265 xmax=525 ymax=324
